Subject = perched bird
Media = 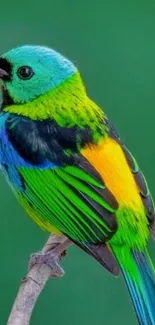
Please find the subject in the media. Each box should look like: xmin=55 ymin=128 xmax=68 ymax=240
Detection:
xmin=0 ymin=45 xmax=155 ymax=325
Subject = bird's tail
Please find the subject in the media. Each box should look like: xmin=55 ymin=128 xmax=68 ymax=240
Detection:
xmin=112 ymin=247 xmax=155 ymax=325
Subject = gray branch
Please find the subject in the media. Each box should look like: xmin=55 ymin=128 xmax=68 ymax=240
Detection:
xmin=7 ymin=234 xmax=70 ymax=325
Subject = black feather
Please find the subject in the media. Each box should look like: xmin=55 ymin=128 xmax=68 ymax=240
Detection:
xmin=71 ymin=239 xmax=120 ymax=276
xmin=6 ymin=114 xmax=93 ymax=166
xmin=134 ymin=172 xmax=149 ymax=197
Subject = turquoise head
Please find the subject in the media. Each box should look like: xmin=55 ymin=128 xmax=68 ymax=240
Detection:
xmin=0 ymin=45 xmax=77 ymax=104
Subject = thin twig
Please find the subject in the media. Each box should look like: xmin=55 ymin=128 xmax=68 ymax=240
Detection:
xmin=7 ymin=234 xmax=69 ymax=325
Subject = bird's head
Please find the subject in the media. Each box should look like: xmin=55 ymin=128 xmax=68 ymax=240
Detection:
xmin=0 ymin=45 xmax=78 ymax=106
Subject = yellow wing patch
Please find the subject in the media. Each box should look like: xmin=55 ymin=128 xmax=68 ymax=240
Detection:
xmin=82 ymin=138 xmax=143 ymax=211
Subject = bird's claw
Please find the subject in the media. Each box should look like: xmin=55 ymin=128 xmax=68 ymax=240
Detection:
xmin=28 ymin=251 xmax=65 ymax=278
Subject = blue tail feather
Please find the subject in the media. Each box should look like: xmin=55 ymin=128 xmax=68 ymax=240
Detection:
xmin=121 ymin=250 xmax=155 ymax=325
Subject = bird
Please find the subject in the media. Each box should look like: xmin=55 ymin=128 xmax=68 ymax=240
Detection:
xmin=0 ymin=45 xmax=155 ymax=325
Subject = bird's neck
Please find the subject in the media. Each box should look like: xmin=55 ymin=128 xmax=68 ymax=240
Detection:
xmin=3 ymin=72 xmax=107 ymax=142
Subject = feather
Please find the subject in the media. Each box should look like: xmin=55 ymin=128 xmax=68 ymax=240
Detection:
xmin=105 ymin=118 xmax=155 ymax=235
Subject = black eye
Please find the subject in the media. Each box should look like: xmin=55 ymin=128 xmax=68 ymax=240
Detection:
xmin=17 ymin=66 xmax=34 ymax=80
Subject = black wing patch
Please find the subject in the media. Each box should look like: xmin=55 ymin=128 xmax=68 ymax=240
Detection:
xmin=6 ymin=114 xmax=93 ymax=166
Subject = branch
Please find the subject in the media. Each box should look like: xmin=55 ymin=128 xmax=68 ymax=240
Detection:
xmin=7 ymin=234 xmax=70 ymax=325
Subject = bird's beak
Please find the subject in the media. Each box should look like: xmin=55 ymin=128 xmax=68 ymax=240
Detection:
xmin=0 ymin=68 xmax=9 ymax=78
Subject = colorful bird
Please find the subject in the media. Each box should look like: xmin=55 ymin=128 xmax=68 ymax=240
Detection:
xmin=0 ymin=45 xmax=155 ymax=325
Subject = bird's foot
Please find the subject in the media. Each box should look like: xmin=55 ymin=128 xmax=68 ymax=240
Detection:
xmin=28 ymin=251 xmax=64 ymax=277
xmin=28 ymin=235 xmax=72 ymax=278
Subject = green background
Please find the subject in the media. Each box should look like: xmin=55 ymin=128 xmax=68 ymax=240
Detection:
xmin=0 ymin=1 xmax=155 ymax=324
